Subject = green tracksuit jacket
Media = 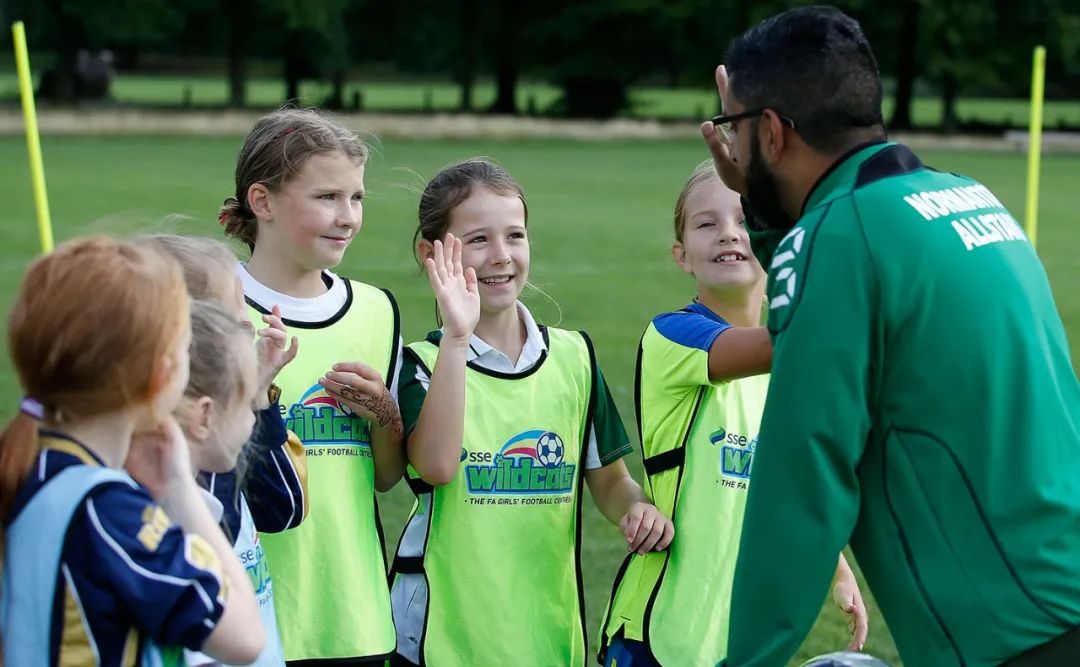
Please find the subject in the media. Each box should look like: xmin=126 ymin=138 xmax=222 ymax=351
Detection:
xmin=721 ymin=142 xmax=1080 ymax=666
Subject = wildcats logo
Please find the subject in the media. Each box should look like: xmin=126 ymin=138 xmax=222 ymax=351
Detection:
xmin=464 ymin=430 xmax=576 ymax=495
xmin=286 ymin=383 xmax=371 ymax=450
xmin=709 ymin=427 xmax=756 ymax=480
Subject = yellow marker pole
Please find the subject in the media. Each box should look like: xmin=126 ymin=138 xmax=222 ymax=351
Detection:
xmin=12 ymin=21 xmax=54 ymax=254
xmin=1024 ymin=45 xmax=1046 ymax=249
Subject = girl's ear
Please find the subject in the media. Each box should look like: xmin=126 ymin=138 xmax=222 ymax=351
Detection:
xmin=416 ymin=239 xmax=435 ymax=264
xmin=145 ymin=353 xmax=174 ymax=402
xmin=247 ymin=182 xmax=274 ymax=223
xmin=176 ymin=396 xmax=214 ymax=442
xmin=672 ymin=241 xmax=692 ymax=275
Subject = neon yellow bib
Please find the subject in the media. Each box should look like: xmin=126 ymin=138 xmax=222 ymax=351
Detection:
xmin=248 ymin=279 xmax=399 ymax=662
xmin=393 ymin=327 xmax=594 ymax=666
xmin=602 ymin=371 xmax=769 ymax=665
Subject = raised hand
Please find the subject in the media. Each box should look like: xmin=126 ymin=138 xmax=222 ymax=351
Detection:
xmin=255 ymin=304 xmax=300 ymax=395
xmin=700 ymin=65 xmax=748 ymax=197
xmin=425 ymin=234 xmax=480 ymax=343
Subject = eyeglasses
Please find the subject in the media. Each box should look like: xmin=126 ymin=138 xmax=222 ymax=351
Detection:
xmin=711 ymin=108 xmax=796 ymax=142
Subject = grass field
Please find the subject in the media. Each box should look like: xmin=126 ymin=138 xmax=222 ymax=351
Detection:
xmin=2 ymin=71 xmax=1079 ymax=127
xmin=1 ymin=135 xmax=1078 ymax=665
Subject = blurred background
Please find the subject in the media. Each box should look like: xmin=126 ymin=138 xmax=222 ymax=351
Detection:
xmin=1 ymin=0 xmax=1078 ymax=130
xmin=1 ymin=3 xmax=1078 ymax=665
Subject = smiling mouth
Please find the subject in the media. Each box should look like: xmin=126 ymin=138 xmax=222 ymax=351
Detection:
xmin=479 ymin=275 xmax=513 ymax=285
xmin=712 ymin=251 xmax=747 ymax=263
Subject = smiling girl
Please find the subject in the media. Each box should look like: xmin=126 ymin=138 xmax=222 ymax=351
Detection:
xmin=220 ymin=108 xmax=405 ymax=665
xmin=389 ymin=158 xmax=673 ymax=667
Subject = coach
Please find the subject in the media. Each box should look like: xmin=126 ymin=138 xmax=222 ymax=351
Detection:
xmin=703 ymin=6 xmax=1080 ymax=666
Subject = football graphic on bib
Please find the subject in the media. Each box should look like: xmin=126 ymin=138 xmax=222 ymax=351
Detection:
xmin=535 ymin=432 xmax=565 ymax=468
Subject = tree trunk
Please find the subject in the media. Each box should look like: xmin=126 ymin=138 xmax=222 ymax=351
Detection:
xmin=458 ymin=0 xmax=477 ymax=112
xmin=490 ymin=1 xmax=519 ymax=114
xmin=225 ymin=0 xmax=248 ymax=108
xmin=941 ymin=71 xmax=959 ymax=133
xmin=284 ymin=38 xmax=303 ymax=104
xmin=327 ymin=68 xmax=346 ymax=110
xmin=41 ymin=0 xmax=82 ymax=104
xmin=889 ymin=0 xmax=920 ymax=130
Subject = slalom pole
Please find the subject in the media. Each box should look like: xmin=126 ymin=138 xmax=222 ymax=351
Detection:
xmin=12 ymin=21 xmax=54 ymax=253
xmin=1024 ymin=45 xmax=1046 ymax=249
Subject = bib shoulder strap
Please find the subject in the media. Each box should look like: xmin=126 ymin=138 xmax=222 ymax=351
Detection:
xmin=2 ymin=466 xmax=135 ymax=667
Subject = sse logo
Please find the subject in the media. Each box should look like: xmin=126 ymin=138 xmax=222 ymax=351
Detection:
xmin=709 ymin=427 xmax=756 ymax=480
xmin=463 ymin=430 xmax=575 ymax=495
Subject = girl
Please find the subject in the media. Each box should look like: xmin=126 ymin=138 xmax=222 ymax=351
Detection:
xmin=0 ymin=237 xmax=263 ymax=666
xmin=135 ymin=234 xmax=300 ymax=405
xmin=598 ymin=163 xmax=868 ymax=666
xmin=220 ymin=108 xmax=405 ymax=664
xmin=177 ymin=300 xmax=283 ymax=667
xmin=139 ymin=234 xmax=308 ymax=667
xmin=390 ymin=158 xmax=674 ymax=667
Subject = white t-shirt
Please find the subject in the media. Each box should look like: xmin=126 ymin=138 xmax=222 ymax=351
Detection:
xmin=238 ymin=264 xmax=403 ymax=400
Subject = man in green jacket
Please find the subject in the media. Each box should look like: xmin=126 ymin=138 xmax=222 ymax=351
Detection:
xmin=702 ymin=6 xmax=1080 ymax=666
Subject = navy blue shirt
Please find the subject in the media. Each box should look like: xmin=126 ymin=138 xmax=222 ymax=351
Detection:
xmin=9 ymin=432 xmax=226 ymax=666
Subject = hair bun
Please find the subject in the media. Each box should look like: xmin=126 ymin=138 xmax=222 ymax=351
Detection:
xmin=218 ymin=197 xmax=243 ymax=226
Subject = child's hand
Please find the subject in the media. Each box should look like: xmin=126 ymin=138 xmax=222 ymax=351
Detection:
xmin=833 ymin=575 xmax=869 ymax=651
xmin=126 ymin=417 xmax=195 ymax=503
xmin=320 ymin=362 xmax=403 ymax=433
xmin=619 ymin=502 xmax=675 ymax=555
xmin=255 ymin=305 xmax=299 ymax=398
xmin=424 ymin=235 xmax=480 ymax=343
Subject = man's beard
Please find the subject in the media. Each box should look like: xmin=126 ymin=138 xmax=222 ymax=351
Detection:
xmin=745 ymin=132 xmax=797 ymax=233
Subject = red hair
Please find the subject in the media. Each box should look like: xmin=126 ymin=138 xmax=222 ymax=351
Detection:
xmin=0 ymin=237 xmax=190 ymax=521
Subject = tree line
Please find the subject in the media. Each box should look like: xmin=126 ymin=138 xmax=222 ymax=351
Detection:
xmin=3 ymin=0 xmax=1078 ymax=129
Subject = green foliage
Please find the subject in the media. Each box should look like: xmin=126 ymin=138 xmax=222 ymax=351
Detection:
xmin=3 ymin=0 xmax=1078 ymax=115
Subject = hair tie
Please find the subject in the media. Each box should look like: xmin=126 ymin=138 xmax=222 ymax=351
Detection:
xmin=219 ymin=197 xmax=239 ymax=226
xmin=20 ymin=397 xmax=44 ymax=420
xmin=277 ymin=127 xmax=296 ymax=139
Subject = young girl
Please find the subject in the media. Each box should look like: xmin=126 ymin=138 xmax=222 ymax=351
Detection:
xmin=136 ymin=234 xmax=301 ymax=405
xmin=172 ymin=300 xmax=277 ymax=667
xmin=390 ymin=158 xmax=674 ymax=667
xmin=0 ymin=237 xmax=263 ymax=666
xmin=139 ymin=234 xmax=308 ymax=667
xmin=220 ymin=108 xmax=405 ymax=664
xmin=598 ymin=163 xmax=868 ymax=666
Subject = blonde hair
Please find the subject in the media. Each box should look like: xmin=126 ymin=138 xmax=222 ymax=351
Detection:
xmin=672 ymin=161 xmax=721 ymax=242
xmin=136 ymin=234 xmax=237 ymax=302
xmin=186 ymin=300 xmax=249 ymax=406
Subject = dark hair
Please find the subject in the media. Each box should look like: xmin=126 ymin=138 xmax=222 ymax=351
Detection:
xmin=725 ymin=5 xmax=885 ymax=153
xmin=413 ymin=158 xmax=528 ymax=262
xmin=221 ymin=107 xmax=368 ymax=250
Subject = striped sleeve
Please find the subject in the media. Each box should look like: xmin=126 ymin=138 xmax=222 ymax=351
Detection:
xmin=398 ymin=347 xmax=431 ymax=438
xmin=239 ymin=405 xmax=308 ymax=533
xmin=80 ymin=486 xmax=226 ymax=650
